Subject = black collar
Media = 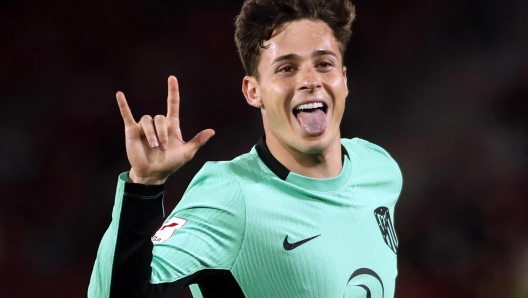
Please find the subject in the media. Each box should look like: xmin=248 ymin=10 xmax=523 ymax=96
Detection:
xmin=255 ymin=135 xmax=349 ymax=180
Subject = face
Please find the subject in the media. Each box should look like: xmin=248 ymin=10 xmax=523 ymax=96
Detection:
xmin=243 ymin=19 xmax=348 ymax=155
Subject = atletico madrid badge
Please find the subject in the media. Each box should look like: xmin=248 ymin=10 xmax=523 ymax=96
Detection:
xmin=374 ymin=206 xmax=398 ymax=254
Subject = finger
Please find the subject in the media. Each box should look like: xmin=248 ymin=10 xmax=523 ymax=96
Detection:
xmin=166 ymin=76 xmax=180 ymax=122
xmin=139 ymin=115 xmax=159 ymax=148
xmin=153 ymin=115 xmax=169 ymax=151
xmin=168 ymin=120 xmax=183 ymax=140
xmin=183 ymin=129 xmax=215 ymax=161
xmin=116 ymin=92 xmax=136 ymax=127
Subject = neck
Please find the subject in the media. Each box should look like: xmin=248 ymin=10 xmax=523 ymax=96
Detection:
xmin=265 ymin=133 xmax=343 ymax=179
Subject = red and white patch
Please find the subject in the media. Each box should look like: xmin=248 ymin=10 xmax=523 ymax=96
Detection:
xmin=151 ymin=216 xmax=187 ymax=244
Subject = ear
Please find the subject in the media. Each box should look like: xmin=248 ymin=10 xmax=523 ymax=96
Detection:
xmin=342 ymin=66 xmax=348 ymax=97
xmin=242 ymin=76 xmax=263 ymax=108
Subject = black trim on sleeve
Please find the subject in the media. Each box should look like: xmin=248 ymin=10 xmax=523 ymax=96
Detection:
xmin=149 ymin=270 xmax=245 ymax=298
xmin=193 ymin=270 xmax=246 ymax=298
xmin=108 ymin=183 xmax=246 ymax=298
xmin=124 ymin=181 xmax=166 ymax=198
xmin=255 ymin=135 xmax=350 ymax=180
xmin=109 ymin=183 xmax=165 ymax=298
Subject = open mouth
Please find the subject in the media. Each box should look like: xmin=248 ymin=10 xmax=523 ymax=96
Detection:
xmin=292 ymin=102 xmax=328 ymax=116
xmin=292 ymin=102 xmax=328 ymax=137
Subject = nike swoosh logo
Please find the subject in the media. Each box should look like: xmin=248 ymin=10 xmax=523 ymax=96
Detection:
xmin=283 ymin=234 xmax=321 ymax=251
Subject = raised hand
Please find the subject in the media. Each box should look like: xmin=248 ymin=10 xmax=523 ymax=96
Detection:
xmin=116 ymin=76 xmax=215 ymax=185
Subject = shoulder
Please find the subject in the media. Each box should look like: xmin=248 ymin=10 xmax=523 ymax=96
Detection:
xmin=342 ymin=137 xmax=403 ymax=185
xmin=341 ymin=137 xmax=392 ymax=156
xmin=186 ymin=161 xmax=238 ymax=189
xmin=342 ymin=138 xmax=398 ymax=164
xmin=182 ymin=161 xmax=242 ymax=201
xmin=189 ymin=150 xmax=261 ymax=187
xmin=190 ymin=148 xmax=270 ymax=189
xmin=174 ymin=151 xmax=262 ymax=213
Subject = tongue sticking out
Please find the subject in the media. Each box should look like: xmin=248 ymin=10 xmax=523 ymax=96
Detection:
xmin=295 ymin=109 xmax=327 ymax=136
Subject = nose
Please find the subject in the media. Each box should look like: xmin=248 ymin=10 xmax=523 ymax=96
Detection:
xmin=299 ymin=67 xmax=321 ymax=92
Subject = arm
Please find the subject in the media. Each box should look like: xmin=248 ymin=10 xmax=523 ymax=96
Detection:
xmin=89 ymin=167 xmax=246 ymax=298
xmin=88 ymin=76 xmax=217 ymax=297
xmin=89 ymin=174 xmax=165 ymax=297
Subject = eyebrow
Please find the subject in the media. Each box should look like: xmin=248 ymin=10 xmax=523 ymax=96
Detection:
xmin=313 ymin=49 xmax=338 ymax=59
xmin=271 ymin=53 xmax=300 ymax=65
xmin=271 ymin=50 xmax=339 ymax=65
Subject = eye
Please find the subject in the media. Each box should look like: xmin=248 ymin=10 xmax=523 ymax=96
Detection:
xmin=279 ymin=66 xmax=294 ymax=73
xmin=318 ymin=61 xmax=333 ymax=68
xmin=316 ymin=60 xmax=335 ymax=72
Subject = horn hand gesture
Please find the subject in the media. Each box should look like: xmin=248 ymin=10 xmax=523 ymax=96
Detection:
xmin=116 ymin=76 xmax=215 ymax=185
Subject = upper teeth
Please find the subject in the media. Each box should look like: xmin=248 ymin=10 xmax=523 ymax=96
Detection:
xmin=295 ymin=102 xmax=324 ymax=111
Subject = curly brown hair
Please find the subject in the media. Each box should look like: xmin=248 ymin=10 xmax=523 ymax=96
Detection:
xmin=234 ymin=0 xmax=356 ymax=79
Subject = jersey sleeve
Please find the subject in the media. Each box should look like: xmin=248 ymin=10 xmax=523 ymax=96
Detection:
xmin=88 ymin=162 xmax=246 ymax=298
xmin=150 ymin=162 xmax=246 ymax=285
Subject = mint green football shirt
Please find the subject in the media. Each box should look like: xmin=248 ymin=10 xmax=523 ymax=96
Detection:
xmin=89 ymin=137 xmax=402 ymax=298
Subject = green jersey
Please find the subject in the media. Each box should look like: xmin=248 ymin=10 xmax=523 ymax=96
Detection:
xmin=89 ymin=137 xmax=402 ymax=297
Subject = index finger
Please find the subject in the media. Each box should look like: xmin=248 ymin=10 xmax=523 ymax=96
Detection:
xmin=166 ymin=76 xmax=180 ymax=120
xmin=116 ymin=91 xmax=136 ymax=127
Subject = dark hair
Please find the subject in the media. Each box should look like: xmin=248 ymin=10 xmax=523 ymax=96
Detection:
xmin=234 ymin=0 xmax=356 ymax=78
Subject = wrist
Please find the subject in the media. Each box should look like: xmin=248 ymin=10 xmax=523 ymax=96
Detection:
xmin=128 ymin=168 xmax=168 ymax=185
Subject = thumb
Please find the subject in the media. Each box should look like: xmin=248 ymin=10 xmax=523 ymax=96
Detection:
xmin=184 ymin=129 xmax=215 ymax=161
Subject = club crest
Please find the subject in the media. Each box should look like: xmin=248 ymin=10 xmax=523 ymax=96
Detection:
xmin=374 ymin=207 xmax=398 ymax=254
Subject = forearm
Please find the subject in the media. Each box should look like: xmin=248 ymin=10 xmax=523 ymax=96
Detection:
xmin=88 ymin=173 xmax=165 ymax=298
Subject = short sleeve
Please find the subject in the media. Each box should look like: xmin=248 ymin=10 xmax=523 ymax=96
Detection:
xmin=150 ymin=162 xmax=246 ymax=285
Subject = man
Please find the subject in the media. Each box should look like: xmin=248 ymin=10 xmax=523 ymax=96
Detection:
xmin=89 ymin=0 xmax=402 ymax=297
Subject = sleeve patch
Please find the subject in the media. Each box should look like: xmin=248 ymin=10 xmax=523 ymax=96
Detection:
xmin=151 ymin=216 xmax=188 ymax=244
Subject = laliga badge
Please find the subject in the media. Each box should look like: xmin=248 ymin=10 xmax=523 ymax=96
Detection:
xmin=151 ymin=216 xmax=187 ymax=244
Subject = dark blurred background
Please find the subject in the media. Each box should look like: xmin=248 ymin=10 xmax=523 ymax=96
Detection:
xmin=1 ymin=0 xmax=527 ymax=297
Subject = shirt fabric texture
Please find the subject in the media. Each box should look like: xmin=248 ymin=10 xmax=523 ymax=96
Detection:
xmin=88 ymin=137 xmax=402 ymax=298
